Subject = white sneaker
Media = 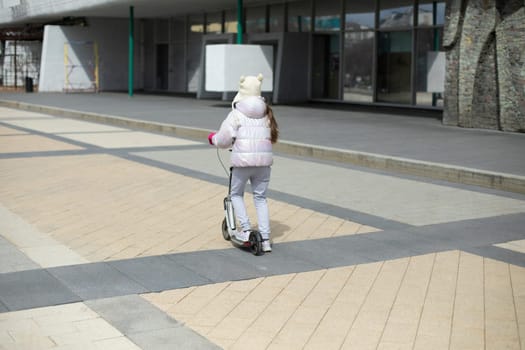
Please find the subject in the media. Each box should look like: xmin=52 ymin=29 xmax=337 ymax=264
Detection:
xmin=262 ymin=240 xmax=272 ymax=252
xmin=234 ymin=230 xmax=250 ymax=242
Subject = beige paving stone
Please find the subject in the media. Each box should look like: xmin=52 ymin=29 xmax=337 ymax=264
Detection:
xmin=0 ymin=125 xmax=27 ymax=135
xmin=31 ymin=321 xmax=78 ymax=338
xmin=139 ymin=252 xmax=525 ymax=350
xmin=207 ymin=337 xmax=234 ymax=350
xmin=165 ymin=282 xmax=230 ymax=318
xmin=2 ymin=318 xmax=40 ymax=338
xmin=0 ymin=134 xmax=82 ymax=153
xmin=484 ymin=258 xmax=521 ymax=350
xmin=208 ymin=316 xmax=256 ymax=341
xmin=0 ymin=107 xmax=53 ymax=119
xmin=333 ymin=220 xmax=381 ymax=236
xmin=0 ymin=203 xmax=88 ymax=268
xmin=495 ymin=239 xmax=525 ymax=254
xmin=2 ymin=117 xmax=125 ymax=134
xmin=61 ymin=130 xmax=200 ymax=149
xmin=0 ymin=331 xmax=15 ymax=345
xmin=413 ymin=333 xmax=451 ymax=350
xmin=356 ymin=224 xmax=381 ymax=234
xmin=93 ymin=337 xmax=142 ymax=350
xmin=380 ymin=320 xmax=420 ymax=344
xmin=341 ymin=326 xmax=384 ymax=350
xmin=376 ymin=342 xmax=413 ymax=350
xmin=510 ymin=266 xmax=525 ymax=346
xmin=230 ymin=272 xmax=324 ymax=346
xmin=141 ymin=287 xmax=196 ymax=310
xmin=449 ymin=327 xmax=485 ymax=350
xmin=230 ymin=332 xmax=272 ymax=350
xmin=286 ymin=211 xmax=330 ymax=240
xmin=0 ymin=302 xmax=131 ymax=350
xmin=269 ymin=322 xmax=317 ymax=349
xmin=305 ymin=301 xmax=361 ymax=349
xmin=190 ymin=291 xmax=248 ymax=327
xmin=274 ymin=208 xmax=316 ymax=241
xmin=450 ymin=252 xmax=485 ymax=349
xmin=0 ymin=147 xmax=379 ymax=262
xmin=20 ymin=245 xmax=88 ymax=268
xmin=1 ymin=335 xmax=56 ymax=349
xmin=304 ymin=334 xmax=348 ymax=350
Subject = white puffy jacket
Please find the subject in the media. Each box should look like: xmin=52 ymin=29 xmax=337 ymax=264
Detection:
xmin=212 ymin=96 xmax=273 ymax=167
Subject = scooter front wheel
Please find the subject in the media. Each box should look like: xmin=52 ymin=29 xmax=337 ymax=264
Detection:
xmin=221 ymin=218 xmax=231 ymax=241
xmin=249 ymin=231 xmax=264 ymax=256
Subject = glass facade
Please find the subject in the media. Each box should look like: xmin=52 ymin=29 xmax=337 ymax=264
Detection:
xmin=224 ymin=9 xmax=238 ymax=33
xmin=144 ymin=0 xmax=446 ymax=109
xmin=187 ymin=14 xmax=204 ymax=92
xmin=415 ymin=27 xmax=444 ymax=106
xmin=344 ymin=1 xmax=375 ymax=102
xmin=315 ymin=0 xmax=341 ymax=32
xmin=379 ymin=0 xmax=414 ymax=28
xmin=344 ymin=31 xmax=374 ymax=102
xmin=288 ymin=0 xmax=312 ymax=32
xmin=206 ymin=12 xmax=223 ymax=34
xmin=246 ymin=6 xmax=267 ymax=33
xmin=171 ymin=17 xmax=186 ymax=92
xmin=345 ymin=1 xmax=375 ymax=30
xmin=418 ymin=0 xmax=446 ymax=26
xmin=377 ymin=31 xmax=413 ymax=104
xmin=269 ymin=4 xmax=285 ymax=32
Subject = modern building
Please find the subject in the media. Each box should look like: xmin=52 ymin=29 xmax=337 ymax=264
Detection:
xmin=0 ymin=1 xmax=523 ymax=131
xmin=0 ymin=1 xmax=446 ymax=104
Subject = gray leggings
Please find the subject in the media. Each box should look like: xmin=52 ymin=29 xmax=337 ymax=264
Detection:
xmin=230 ymin=166 xmax=271 ymax=240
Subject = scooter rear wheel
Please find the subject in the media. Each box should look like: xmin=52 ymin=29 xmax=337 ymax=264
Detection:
xmin=221 ymin=218 xmax=231 ymax=241
xmin=249 ymin=231 xmax=264 ymax=256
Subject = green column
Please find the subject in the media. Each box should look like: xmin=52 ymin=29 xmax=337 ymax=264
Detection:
xmin=237 ymin=0 xmax=243 ymax=44
xmin=129 ymin=6 xmax=134 ymax=97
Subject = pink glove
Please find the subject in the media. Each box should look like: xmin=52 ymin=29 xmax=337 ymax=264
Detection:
xmin=208 ymin=132 xmax=216 ymax=145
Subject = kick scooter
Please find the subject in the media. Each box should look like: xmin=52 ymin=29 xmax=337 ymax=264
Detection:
xmin=217 ymin=148 xmax=264 ymax=256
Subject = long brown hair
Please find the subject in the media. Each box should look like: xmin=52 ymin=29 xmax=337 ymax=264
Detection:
xmin=267 ymin=105 xmax=279 ymax=144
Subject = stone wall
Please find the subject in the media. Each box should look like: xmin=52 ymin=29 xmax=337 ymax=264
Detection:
xmin=443 ymin=0 xmax=525 ymax=132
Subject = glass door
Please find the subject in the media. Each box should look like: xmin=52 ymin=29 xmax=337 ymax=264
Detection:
xmin=156 ymin=44 xmax=169 ymax=90
xmin=312 ymin=33 xmax=340 ymax=99
xmin=376 ymin=31 xmax=413 ymax=104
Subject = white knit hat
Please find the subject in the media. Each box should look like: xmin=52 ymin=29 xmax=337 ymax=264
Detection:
xmin=232 ymin=74 xmax=263 ymax=107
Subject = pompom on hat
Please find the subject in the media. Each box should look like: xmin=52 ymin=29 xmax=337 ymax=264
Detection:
xmin=232 ymin=74 xmax=264 ymax=107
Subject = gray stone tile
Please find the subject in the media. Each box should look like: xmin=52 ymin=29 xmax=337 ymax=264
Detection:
xmin=87 ymin=295 xmax=221 ymax=349
xmin=129 ymin=326 xmax=222 ymax=350
xmin=363 ymin=230 xmax=453 ymax=255
xmin=220 ymin=245 xmax=321 ymax=277
xmin=0 ymin=269 xmax=80 ymax=311
xmin=47 ymin=262 xmax=148 ymax=300
xmin=0 ymin=236 xmax=40 ymax=274
xmin=418 ymin=213 xmax=525 ymax=249
xmin=267 ymin=191 xmax=411 ymax=231
xmin=0 ymin=300 xmax=8 ymax=312
xmin=0 ymin=236 xmax=11 ymax=246
xmin=358 ymin=236 xmax=419 ymax=261
xmin=86 ymin=295 xmax=179 ymax=334
xmin=109 ymin=255 xmax=211 ymax=292
xmin=463 ymin=246 xmax=525 ymax=268
xmin=0 ymin=249 xmax=40 ymax=274
xmin=277 ymin=238 xmax=374 ymax=269
xmin=166 ymin=249 xmax=260 ymax=283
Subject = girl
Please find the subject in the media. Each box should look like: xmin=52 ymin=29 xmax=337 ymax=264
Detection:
xmin=208 ymin=75 xmax=278 ymax=252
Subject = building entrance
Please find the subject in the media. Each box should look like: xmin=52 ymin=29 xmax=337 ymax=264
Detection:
xmin=156 ymin=44 xmax=168 ymax=90
xmin=312 ymin=34 xmax=340 ymax=99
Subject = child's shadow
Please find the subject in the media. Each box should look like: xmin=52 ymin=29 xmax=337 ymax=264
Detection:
xmin=270 ymin=220 xmax=289 ymax=240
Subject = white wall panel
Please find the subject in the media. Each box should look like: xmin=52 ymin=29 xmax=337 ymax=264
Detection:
xmin=39 ymin=18 xmax=141 ymax=92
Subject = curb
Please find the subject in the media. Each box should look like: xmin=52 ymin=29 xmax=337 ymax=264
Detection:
xmin=2 ymin=99 xmax=524 ymax=195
